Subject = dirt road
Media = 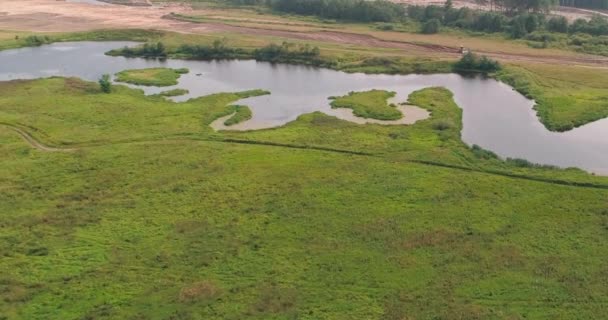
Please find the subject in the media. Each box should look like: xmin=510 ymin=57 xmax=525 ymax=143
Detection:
xmin=1 ymin=0 xmax=608 ymax=66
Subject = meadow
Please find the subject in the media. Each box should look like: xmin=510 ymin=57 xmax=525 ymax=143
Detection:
xmin=2 ymin=2 xmax=608 ymax=317
xmin=1 ymin=76 xmax=608 ymax=319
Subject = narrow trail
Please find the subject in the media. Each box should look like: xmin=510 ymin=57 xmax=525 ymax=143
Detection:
xmin=1 ymin=123 xmax=75 ymax=152
xmin=3 ymin=123 xmax=608 ymax=190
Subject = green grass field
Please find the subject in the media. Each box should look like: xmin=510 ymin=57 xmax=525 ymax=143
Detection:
xmin=1 ymin=76 xmax=608 ymax=319
xmin=115 ymin=68 xmax=189 ymax=87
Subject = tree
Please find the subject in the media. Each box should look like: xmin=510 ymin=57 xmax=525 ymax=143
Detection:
xmin=547 ymin=16 xmax=568 ymax=32
xmin=422 ymin=18 xmax=441 ymax=34
xmin=444 ymin=0 xmax=454 ymax=10
xmin=99 ymin=74 xmax=111 ymax=93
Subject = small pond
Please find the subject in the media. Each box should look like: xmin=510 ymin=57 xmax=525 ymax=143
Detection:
xmin=1 ymin=41 xmax=607 ymax=174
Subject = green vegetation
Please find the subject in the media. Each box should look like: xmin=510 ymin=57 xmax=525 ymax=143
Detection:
xmin=560 ymin=0 xmax=608 ymax=9
xmin=407 ymin=3 xmax=608 ymax=55
xmin=1 ymin=77 xmax=608 ymax=319
xmin=114 ymin=68 xmax=190 ymax=87
xmin=23 ymin=35 xmax=51 ymax=47
xmin=453 ymin=52 xmax=501 ymax=73
xmin=496 ymin=63 xmax=608 ymax=131
xmin=109 ymin=38 xmax=451 ymax=73
xmin=98 ymin=74 xmax=111 ymax=93
xmin=116 ymin=41 xmax=167 ymax=58
xmin=224 ymin=105 xmax=253 ymax=126
xmin=111 ymin=39 xmax=326 ymax=67
xmin=422 ymin=18 xmax=441 ymax=34
xmin=269 ymin=0 xmax=406 ymax=23
xmin=156 ymin=88 xmax=190 ymax=97
xmin=0 ymin=29 xmax=162 ymax=51
xmin=330 ymin=90 xmax=402 ymax=120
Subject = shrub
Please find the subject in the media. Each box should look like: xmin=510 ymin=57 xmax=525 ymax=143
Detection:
xmin=471 ymin=144 xmax=498 ymax=159
xmin=376 ymin=23 xmax=395 ymax=31
xmin=24 ymin=35 xmax=50 ymax=46
xmin=547 ymin=16 xmax=568 ymax=33
xmin=422 ymin=18 xmax=441 ymax=34
xmin=453 ymin=52 xmax=500 ymax=73
xmin=99 ymin=74 xmax=111 ymax=93
xmin=432 ymin=119 xmax=454 ymax=131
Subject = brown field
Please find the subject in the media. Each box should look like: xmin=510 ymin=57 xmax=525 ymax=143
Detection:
xmin=2 ymin=0 xmax=608 ymax=67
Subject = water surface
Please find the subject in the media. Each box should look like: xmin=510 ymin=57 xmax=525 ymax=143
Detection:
xmin=1 ymin=41 xmax=607 ymax=174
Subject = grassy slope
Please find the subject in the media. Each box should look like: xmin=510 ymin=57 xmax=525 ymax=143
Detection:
xmin=115 ymin=68 xmax=189 ymax=87
xmin=330 ymin=90 xmax=402 ymax=120
xmin=1 ymin=78 xmax=608 ymax=319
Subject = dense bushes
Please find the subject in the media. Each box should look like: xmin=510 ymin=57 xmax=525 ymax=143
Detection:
xmin=177 ymin=39 xmax=247 ymax=60
xmin=547 ymin=16 xmax=568 ymax=33
xmin=453 ymin=52 xmax=501 ymax=73
xmin=270 ymin=0 xmax=406 ymax=22
xmin=559 ymin=0 xmax=608 ymax=10
xmin=254 ymin=42 xmax=321 ymax=62
xmin=24 ymin=35 xmax=51 ymax=46
xmin=98 ymin=74 xmax=111 ymax=93
xmin=408 ymin=4 xmax=608 ymax=38
xmin=116 ymin=42 xmax=167 ymax=58
xmin=422 ymin=19 xmax=441 ymax=34
xmin=109 ymin=40 xmax=325 ymax=66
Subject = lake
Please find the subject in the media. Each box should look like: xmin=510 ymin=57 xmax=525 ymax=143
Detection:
xmin=1 ymin=41 xmax=607 ymax=174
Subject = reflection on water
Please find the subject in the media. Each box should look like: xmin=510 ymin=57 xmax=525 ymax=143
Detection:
xmin=1 ymin=41 xmax=607 ymax=174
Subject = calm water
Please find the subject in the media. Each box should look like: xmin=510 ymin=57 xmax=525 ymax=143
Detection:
xmin=1 ymin=41 xmax=607 ymax=174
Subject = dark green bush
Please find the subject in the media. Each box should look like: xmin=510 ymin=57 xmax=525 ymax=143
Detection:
xmin=422 ymin=19 xmax=441 ymax=34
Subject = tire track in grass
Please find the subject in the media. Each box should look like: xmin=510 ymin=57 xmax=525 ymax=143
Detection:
xmin=3 ymin=123 xmax=608 ymax=190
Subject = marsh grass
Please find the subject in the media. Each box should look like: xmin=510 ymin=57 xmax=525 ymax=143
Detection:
xmin=155 ymin=88 xmax=189 ymax=97
xmin=330 ymin=90 xmax=402 ymax=120
xmin=114 ymin=67 xmax=189 ymax=87
xmin=224 ymin=105 xmax=252 ymax=126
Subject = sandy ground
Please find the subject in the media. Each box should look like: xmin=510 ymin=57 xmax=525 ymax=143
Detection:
xmin=1 ymin=0 xmax=608 ymax=66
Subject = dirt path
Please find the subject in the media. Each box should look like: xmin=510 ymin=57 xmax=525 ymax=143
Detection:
xmin=2 ymin=0 xmax=608 ymax=67
xmin=1 ymin=124 xmax=75 ymax=152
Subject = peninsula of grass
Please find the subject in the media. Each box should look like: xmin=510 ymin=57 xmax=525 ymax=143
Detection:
xmin=496 ymin=63 xmax=608 ymax=131
xmin=224 ymin=105 xmax=252 ymax=126
xmin=330 ymin=89 xmax=402 ymax=120
xmin=156 ymin=88 xmax=189 ymax=97
xmin=114 ymin=67 xmax=189 ymax=87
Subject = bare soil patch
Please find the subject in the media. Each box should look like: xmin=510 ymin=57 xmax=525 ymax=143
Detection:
xmin=1 ymin=0 xmax=608 ymax=66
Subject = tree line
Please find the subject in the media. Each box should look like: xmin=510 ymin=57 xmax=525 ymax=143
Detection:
xmin=109 ymin=39 xmax=324 ymax=65
xmin=559 ymin=0 xmax=608 ymax=9
xmin=409 ymin=2 xmax=608 ymax=37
